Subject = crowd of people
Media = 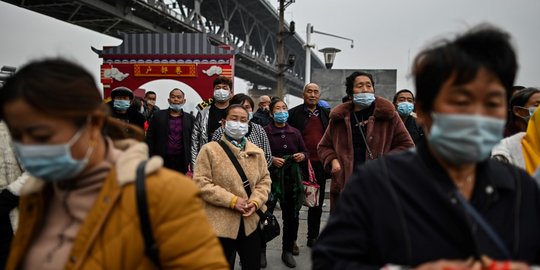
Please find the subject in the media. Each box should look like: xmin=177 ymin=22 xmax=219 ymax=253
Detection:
xmin=1 ymin=24 xmax=540 ymax=270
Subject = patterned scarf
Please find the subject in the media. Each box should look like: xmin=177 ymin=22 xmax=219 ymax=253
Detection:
xmin=270 ymin=155 xmax=304 ymax=212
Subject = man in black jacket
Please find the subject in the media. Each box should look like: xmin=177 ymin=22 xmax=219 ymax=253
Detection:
xmin=287 ymin=83 xmax=330 ymax=248
xmin=146 ymin=88 xmax=195 ymax=173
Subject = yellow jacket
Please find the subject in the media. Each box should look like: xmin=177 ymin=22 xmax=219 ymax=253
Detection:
xmin=6 ymin=140 xmax=229 ymax=270
xmin=193 ymin=139 xmax=271 ymax=239
xmin=523 ymin=107 xmax=540 ymax=174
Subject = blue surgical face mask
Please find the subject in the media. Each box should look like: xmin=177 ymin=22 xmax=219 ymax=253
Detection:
xmin=224 ymin=121 xmax=249 ymax=140
xmin=113 ymin=99 xmax=131 ymax=110
xmin=169 ymin=103 xmax=184 ymax=112
xmin=248 ymin=112 xmax=254 ymax=120
xmin=13 ymin=126 xmax=94 ymax=182
xmin=427 ymin=113 xmax=505 ymax=165
xmin=397 ymin=102 xmax=414 ymax=117
xmin=213 ymin=88 xmax=230 ymax=102
xmin=353 ymin=93 xmax=375 ymax=107
xmin=273 ymin=111 xmax=289 ymax=123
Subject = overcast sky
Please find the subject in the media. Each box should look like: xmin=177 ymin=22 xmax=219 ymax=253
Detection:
xmin=1 ymin=0 xmax=539 ymax=107
xmin=276 ymin=0 xmax=540 ymax=90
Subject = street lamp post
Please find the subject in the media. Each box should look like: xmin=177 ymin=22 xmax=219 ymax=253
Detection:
xmin=319 ymin=47 xmax=342 ymax=69
xmin=304 ymin=24 xmax=354 ymax=85
xmin=276 ymin=0 xmax=295 ymax=99
xmin=305 ymin=23 xmax=313 ymax=86
xmin=0 ymin=66 xmax=16 ymax=87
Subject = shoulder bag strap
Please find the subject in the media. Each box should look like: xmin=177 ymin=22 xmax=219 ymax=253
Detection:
xmin=218 ymin=140 xmax=252 ymax=197
xmin=352 ymin=112 xmax=374 ymax=160
xmin=453 ymin=189 xmax=512 ymax=259
xmin=218 ymin=140 xmax=265 ymax=217
xmin=380 ymin=157 xmax=412 ymax=265
xmin=136 ymin=160 xmax=161 ymax=268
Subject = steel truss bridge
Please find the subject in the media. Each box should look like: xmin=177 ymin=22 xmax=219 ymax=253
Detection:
xmin=4 ymin=0 xmax=326 ymax=96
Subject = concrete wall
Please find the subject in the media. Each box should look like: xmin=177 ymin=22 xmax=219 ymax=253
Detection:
xmin=311 ymin=69 xmax=397 ymax=108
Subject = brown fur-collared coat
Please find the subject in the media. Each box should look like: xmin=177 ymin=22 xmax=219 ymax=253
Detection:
xmin=318 ymin=98 xmax=414 ymax=210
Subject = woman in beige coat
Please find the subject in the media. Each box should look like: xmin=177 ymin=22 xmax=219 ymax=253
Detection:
xmin=194 ymin=104 xmax=272 ymax=270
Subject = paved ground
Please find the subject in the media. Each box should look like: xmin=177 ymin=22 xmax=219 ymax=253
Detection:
xmin=234 ymin=179 xmax=331 ymax=270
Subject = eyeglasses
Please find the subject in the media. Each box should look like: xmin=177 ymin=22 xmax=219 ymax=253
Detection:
xmin=515 ymin=106 xmax=538 ymax=116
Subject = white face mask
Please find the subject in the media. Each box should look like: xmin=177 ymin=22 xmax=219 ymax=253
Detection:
xmin=213 ymin=88 xmax=230 ymax=102
xmin=224 ymin=121 xmax=249 ymax=140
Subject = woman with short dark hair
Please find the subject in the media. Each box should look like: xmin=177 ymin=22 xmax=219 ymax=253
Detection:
xmin=211 ymin=94 xmax=273 ymax=167
xmin=194 ymin=104 xmax=271 ymax=270
xmin=317 ymin=71 xmax=414 ymax=211
xmin=264 ymin=99 xmax=308 ymax=268
xmin=313 ymin=25 xmax=540 ymax=269
xmin=503 ymin=87 xmax=540 ymax=137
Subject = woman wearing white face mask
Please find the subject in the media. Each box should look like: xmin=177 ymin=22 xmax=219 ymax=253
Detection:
xmin=313 ymin=25 xmax=540 ymax=269
xmin=317 ymin=71 xmax=414 ymax=211
xmin=2 ymin=59 xmax=229 ymax=270
xmin=493 ymin=100 xmax=540 ymax=173
xmin=211 ymin=94 xmax=273 ymax=167
xmin=502 ymin=87 xmax=540 ymax=138
xmin=194 ymin=104 xmax=271 ymax=270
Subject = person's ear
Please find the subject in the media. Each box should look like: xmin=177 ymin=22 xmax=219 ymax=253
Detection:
xmin=89 ymin=108 xmax=107 ymax=138
xmin=513 ymin=106 xmax=526 ymax=117
xmin=415 ymin=101 xmax=432 ymax=131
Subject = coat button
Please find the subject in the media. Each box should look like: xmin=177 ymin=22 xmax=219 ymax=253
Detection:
xmin=27 ymin=204 xmax=34 ymax=212
xmin=70 ymin=255 xmax=77 ymax=263
xmin=485 ymin=186 xmax=494 ymax=194
xmin=103 ymin=196 xmax=110 ymax=204
xmin=283 ymin=145 xmax=288 ymax=149
xmin=281 ymin=135 xmax=286 ymax=138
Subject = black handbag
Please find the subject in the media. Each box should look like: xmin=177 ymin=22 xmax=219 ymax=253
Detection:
xmin=218 ymin=141 xmax=280 ymax=243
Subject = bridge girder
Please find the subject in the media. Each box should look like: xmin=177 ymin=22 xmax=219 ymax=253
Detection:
xmin=3 ymin=0 xmax=325 ymax=96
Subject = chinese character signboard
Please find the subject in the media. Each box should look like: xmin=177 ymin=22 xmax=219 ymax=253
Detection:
xmin=93 ymin=33 xmax=235 ymax=102
xmin=133 ymin=64 xmax=197 ymax=78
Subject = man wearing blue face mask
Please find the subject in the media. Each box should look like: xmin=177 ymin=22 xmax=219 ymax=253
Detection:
xmin=191 ymin=76 xmax=233 ymax=168
xmin=146 ymin=88 xmax=195 ymax=174
xmin=393 ymin=89 xmax=424 ymax=145
xmin=318 ymin=71 xmax=414 ymax=211
xmin=107 ymin=86 xmax=145 ymax=135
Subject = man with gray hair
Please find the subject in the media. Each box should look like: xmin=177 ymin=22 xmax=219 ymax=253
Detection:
xmin=252 ymin=95 xmax=272 ymax=127
xmin=287 ymin=83 xmax=330 ymax=248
